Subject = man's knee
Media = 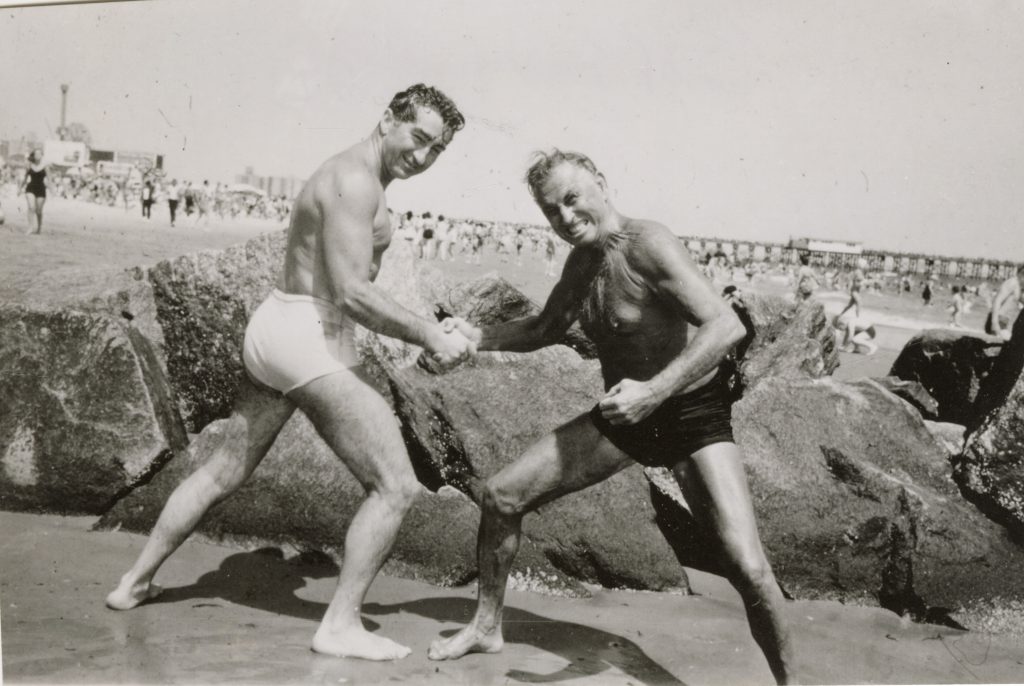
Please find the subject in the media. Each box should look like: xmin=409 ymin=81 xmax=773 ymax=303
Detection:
xmin=725 ymin=551 xmax=777 ymax=597
xmin=371 ymin=472 xmax=422 ymax=512
xmin=481 ymin=479 xmax=528 ymax=518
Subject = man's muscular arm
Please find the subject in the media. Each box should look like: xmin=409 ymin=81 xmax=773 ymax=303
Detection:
xmin=473 ymin=249 xmax=586 ymax=351
xmin=319 ymin=171 xmax=468 ymax=358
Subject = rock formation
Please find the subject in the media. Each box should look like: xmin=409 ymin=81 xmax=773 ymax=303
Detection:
xmin=889 ymin=329 xmax=1003 ymax=426
xmin=956 ymin=314 xmax=1024 ymax=537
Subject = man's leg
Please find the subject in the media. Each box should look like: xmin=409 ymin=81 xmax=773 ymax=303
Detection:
xmin=429 ymin=412 xmax=632 ymax=661
xmin=106 ymin=377 xmax=295 ymax=610
xmin=286 ymin=367 xmax=421 ymax=661
xmin=673 ymin=442 xmax=796 ymax=685
xmin=837 ymin=293 xmax=855 ymax=318
xmin=34 ymin=196 xmax=45 ymax=233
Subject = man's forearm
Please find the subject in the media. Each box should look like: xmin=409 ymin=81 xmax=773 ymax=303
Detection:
xmin=478 ymin=316 xmax=549 ymax=352
xmin=342 ymin=281 xmax=437 ymax=347
xmin=646 ymin=316 xmax=743 ymax=400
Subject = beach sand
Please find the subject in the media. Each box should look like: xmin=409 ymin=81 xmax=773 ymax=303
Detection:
xmin=5 ymin=511 xmax=1024 ymax=685
xmin=3 ymin=192 xmax=1022 ymax=685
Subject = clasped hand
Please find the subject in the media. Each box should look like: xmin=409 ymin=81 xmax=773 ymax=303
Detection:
xmin=428 ymin=317 xmax=482 ymax=370
xmin=597 ymin=378 xmax=663 ymax=425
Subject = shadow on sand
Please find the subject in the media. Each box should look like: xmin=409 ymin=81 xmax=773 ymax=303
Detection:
xmin=146 ymin=546 xmax=684 ymax=684
xmin=365 ymin=597 xmax=685 ymax=685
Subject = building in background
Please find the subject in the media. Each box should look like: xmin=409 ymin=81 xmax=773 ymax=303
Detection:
xmin=42 ymin=140 xmax=89 ymax=167
xmin=788 ymin=237 xmax=863 ymax=255
xmin=235 ymin=166 xmax=304 ymax=199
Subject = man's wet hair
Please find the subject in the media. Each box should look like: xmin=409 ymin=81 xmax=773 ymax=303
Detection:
xmin=525 ymin=149 xmax=605 ymax=200
xmin=388 ymin=84 xmax=465 ymax=134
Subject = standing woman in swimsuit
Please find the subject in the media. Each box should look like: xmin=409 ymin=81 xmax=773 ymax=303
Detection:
xmin=20 ymin=150 xmax=49 ymax=235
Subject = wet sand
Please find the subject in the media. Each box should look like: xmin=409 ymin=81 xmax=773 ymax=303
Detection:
xmin=5 ymin=511 xmax=1024 ymax=685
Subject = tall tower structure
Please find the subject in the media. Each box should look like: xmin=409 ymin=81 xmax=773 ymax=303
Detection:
xmin=59 ymin=83 xmax=69 ymax=140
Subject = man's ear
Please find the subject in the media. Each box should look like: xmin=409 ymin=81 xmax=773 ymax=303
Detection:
xmin=380 ymin=108 xmax=396 ymax=136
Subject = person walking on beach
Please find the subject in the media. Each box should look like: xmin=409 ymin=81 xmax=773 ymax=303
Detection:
xmin=166 ymin=179 xmax=180 ymax=227
xmin=428 ymin=149 xmax=797 ymax=684
xmin=922 ymin=273 xmax=935 ymax=307
xmin=183 ymin=181 xmax=195 ymax=216
xmin=141 ymin=180 xmax=155 ymax=219
xmin=837 ymin=258 xmax=867 ymax=318
xmin=106 ymin=84 xmax=475 ymax=661
xmin=949 ymin=285 xmax=966 ymax=328
xmin=794 ymin=252 xmax=818 ymax=302
xmin=986 ymin=266 xmax=1024 ymax=340
xmin=19 ymin=150 xmax=48 ymax=235
xmin=193 ymin=180 xmax=212 ymax=228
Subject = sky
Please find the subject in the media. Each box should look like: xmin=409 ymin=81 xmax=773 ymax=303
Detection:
xmin=1 ymin=0 xmax=1023 ymax=260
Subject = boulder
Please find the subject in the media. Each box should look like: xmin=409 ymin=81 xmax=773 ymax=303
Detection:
xmin=651 ymin=375 xmax=1024 ymax=628
xmin=385 ymin=346 xmax=690 ymax=592
xmin=438 ymin=275 xmax=597 ymax=358
xmin=0 ymin=306 xmax=188 ymax=514
xmin=956 ymin=313 xmax=1024 ymax=536
xmin=731 ymin=292 xmax=839 ymax=392
xmin=971 ymin=311 xmax=1024 ymax=423
xmin=145 ymin=231 xmax=287 ymax=432
xmin=97 ymin=411 xmax=583 ymax=595
xmin=870 ymin=377 xmax=940 ymax=420
xmin=888 ymin=329 xmax=1003 ymax=426
xmin=923 ymin=421 xmax=967 ymax=459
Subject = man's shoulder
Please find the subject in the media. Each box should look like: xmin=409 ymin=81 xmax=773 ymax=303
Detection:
xmin=310 ymin=153 xmax=382 ymax=208
xmin=627 ymin=218 xmax=677 ymax=243
xmin=623 ymin=220 xmax=683 ymax=264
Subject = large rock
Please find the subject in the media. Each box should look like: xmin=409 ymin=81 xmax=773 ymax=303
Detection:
xmin=0 ymin=306 xmax=188 ymax=513
xmin=889 ymin=329 xmax=1003 ymax=426
xmin=731 ymin=292 xmax=839 ymax=392
xmin=652 ymin=374 xmax=1024 ymax=628
xmin=146 ymin=231 xmax=287 ymax=432
xmin=924 ymin=420 xmax=967 ymax=459
xmin=870 ymin=377 xmax=940 ymax=420
xmin=386 ymin=346 xmax=690 ymax=592
xmin=438 ymin=275 xmax=597 ymax=358
xmin=956 ymin=313 xmax=1024 ymax=536
xmin=97 ymin=411 xmax=582 ymax=594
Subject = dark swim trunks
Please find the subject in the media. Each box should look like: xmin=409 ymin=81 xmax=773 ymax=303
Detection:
xmin=590 ymin=369 xmax=735 ymax=468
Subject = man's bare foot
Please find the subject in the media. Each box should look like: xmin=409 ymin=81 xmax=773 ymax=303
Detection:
xmin=311 ymin=626 xmax=411 ymax=661
xmin=105 ymin=576 xmax=163 ymax=610
xmin=427 ymin=624 xmax=504 ymax=661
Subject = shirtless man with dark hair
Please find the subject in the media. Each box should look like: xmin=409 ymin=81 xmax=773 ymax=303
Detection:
xmin=986 ymin=265 xmax=1024 ymax=340
xmin=430 ymin=148 xmax=797 ymax=684
xmin=107 ymin=84 xmax=475 ymax=661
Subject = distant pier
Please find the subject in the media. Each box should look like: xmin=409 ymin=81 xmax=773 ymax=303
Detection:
xmin=679 ymin=235 xmax=1022 ymax=280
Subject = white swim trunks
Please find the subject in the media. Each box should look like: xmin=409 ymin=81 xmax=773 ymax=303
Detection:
xmin=242 ymin=289 xmax=359 ymax=394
